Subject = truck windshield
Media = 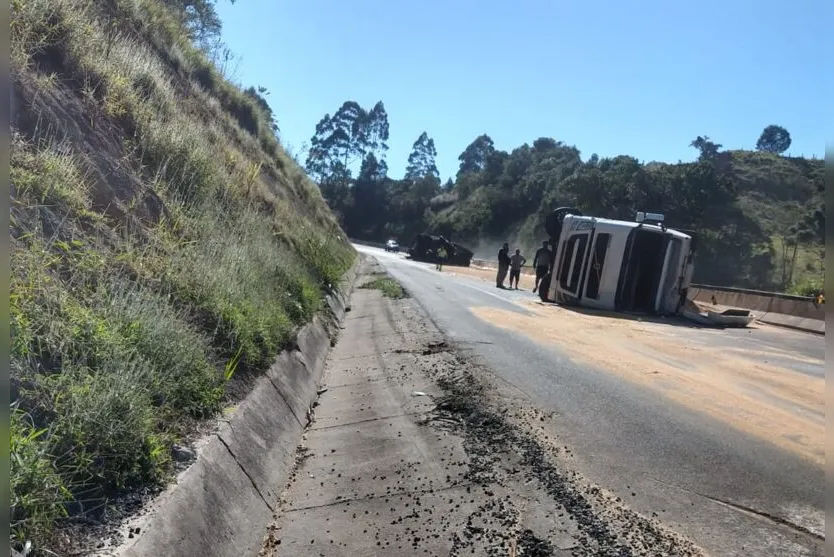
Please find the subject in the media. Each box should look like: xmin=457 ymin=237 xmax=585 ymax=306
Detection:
xmin=559 ymin=233 xmax=589 ymax=294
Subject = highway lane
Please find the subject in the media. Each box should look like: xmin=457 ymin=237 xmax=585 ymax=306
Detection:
xmin=357 ymin=245 xmax=824 ymax=557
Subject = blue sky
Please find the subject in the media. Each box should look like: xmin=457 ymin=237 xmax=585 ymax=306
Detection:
xmin=216 ymin=0 xmax=826 ymax=182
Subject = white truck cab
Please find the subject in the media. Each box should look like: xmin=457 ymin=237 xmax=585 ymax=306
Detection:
xmin=542 ymin=208 xmax=696 ymax=316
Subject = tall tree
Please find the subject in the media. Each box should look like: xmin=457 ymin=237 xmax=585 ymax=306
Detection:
xmin=327 ymin=101 xmax=367 ymax=169
xmin=305 ymin=100 xmax=389 ymax=185
xmin=358 ymin=152 xmax=388 ymax=182
xmin=457 ymin=134 xmax=495 ymax=177
xmin=532 ymin=137 xmax=560 ymax=153
xmin=756 ymin=125 xmax=791 ymax=154
xmin=347 ymin=154 xmax=389 ymax=238
xmin=405 ymin=132 xmax=439 ymax=182
xmin=690 ymin=135 xmax=722 ymax=161
xmin=360 ymin=102 xmax=390 ymax=162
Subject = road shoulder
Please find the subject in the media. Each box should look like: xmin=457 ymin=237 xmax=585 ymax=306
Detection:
xmin=261 ymin=259 xmax=705 ymax=557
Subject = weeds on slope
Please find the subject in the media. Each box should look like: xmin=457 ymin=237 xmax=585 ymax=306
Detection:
xmin=10 ymin=135 xmax=350 ymax=549
xmin=10 ymin=0 xmax=354 ymax=550
xmin=361 ymin=276 xmax=408 ymax=299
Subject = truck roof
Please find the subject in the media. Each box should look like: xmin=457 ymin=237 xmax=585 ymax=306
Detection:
xmin=565 ymin=214 xmax=692 ymax=240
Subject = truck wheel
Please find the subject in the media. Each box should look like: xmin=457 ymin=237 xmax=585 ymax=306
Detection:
xmin=538 ymin=272 xmax=552 ymax=302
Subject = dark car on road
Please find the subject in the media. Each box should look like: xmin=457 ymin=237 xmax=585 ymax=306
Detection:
xmin=407 ymin=234 xmax=473 ymax=267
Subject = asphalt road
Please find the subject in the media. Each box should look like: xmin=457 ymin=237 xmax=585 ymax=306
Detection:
xmin=358 ymin=245 xmax=824 ymax=557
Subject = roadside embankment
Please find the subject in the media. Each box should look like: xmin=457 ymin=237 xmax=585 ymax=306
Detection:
xmin=109 ymin=260 xmax=359 ymax=557
xmin=11 ymin=0 xmax=354 ymax=552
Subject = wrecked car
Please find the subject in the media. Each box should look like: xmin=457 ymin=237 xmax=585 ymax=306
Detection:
xmin=407 ymin=234 xmax=474 ymax=267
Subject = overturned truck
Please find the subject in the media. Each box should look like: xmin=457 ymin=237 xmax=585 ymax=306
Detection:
xmin=538 ymin=208 xmax=697 ymax=316
xmin=407 ymin=234 xmax=474 ymax=267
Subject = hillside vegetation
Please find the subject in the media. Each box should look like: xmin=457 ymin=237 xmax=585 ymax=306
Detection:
xmin=305 ymin=101 xmax=823 ymax=293
xmin=10 ymin=0 xmax=353 ymax=550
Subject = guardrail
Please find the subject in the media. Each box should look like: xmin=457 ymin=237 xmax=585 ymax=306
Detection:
xmin=689 ymin=283 xmax=815 ymax=303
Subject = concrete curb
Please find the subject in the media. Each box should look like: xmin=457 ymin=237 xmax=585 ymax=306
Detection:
xmin=118 ymin=255 xmax=360 ymax=557
xmin=757 ymin=312 xmax=825 ymax=335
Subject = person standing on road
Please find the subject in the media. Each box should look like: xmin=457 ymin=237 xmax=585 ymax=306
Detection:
xmin=436 ymin=245 xmax=447 ymax=271
xmin=533 ymin=240 xmax=553 ymax=292
xmin=509 ymin=249 xmax=526 ymax=290
xmin=496 ymin=243 xmax=510 ymax=288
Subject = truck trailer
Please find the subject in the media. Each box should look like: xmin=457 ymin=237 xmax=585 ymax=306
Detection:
xmin=538 ymin=208 xmax=696 ymax=316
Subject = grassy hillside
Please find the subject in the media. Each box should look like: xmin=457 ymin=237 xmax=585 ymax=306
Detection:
xmin=729 ymin=150 xmax=822 ymax=234
xmin=10 ymin=0 xmax=353 ymax=550
xmin=729 ymin=150 xmax=824 ymax=292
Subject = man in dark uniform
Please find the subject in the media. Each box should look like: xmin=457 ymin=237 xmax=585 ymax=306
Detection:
xmin=496 ymin=243 xmax=510 ymax=288
xmin=532 ymin=240 xmax=553 ymax=292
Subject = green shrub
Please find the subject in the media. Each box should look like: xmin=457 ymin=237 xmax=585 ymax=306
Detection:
xmin=10 ymin=406 xmax=69 ymax=547
xmin=790 ymin=276 xmax=823 ymax=297
xmin=11 ymin=136 xmax=90 ymax=213
xmin=43 ymin=360 xmax=165 ymax=493
xmin=163 ymin=206 xmax=323 ymax=369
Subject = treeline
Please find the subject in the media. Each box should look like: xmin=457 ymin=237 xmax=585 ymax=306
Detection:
xmin=304 ymin=100 xmax=447 ymax=242
xmin=305 ymin=102 xmax=824 ymax=292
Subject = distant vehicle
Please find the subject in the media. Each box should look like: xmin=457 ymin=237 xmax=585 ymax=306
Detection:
xmin=538 ymin=208 xmax=696 ymax=316
xmin=407 ymin=234 xmax=474 ymax=267
xmin=385 ymin=239 xmax=400 ymax=252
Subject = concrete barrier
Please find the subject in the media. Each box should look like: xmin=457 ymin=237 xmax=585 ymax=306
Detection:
xmin=116 ymin=256 xmax=360 ymax=557
xmin=689 ymin=285 xmax=824 ymax=334
xmin=688 ymin=285 xmax=823 ymax=322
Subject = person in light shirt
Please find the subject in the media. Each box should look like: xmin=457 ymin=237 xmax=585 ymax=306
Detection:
xmin=509 ymin=248 xmax=526 ymax=290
